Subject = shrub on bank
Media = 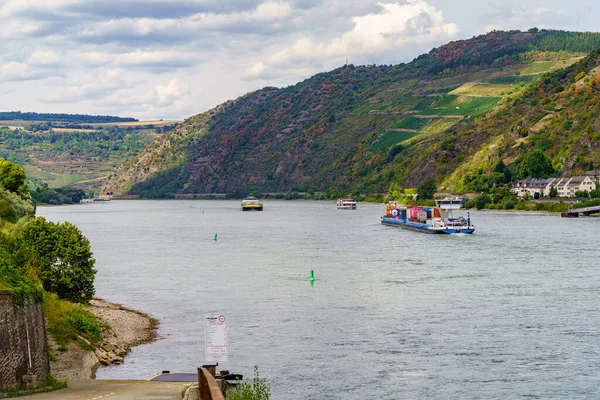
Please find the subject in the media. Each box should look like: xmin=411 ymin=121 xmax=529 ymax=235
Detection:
xmin=44 ymin=293 xmax=104 ymax=350
xmin=226 ymin=366 xmax=270 ymax=400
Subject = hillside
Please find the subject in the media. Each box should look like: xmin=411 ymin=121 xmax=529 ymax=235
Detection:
xmin=103 ymin=30 xmax=600 ymax=197
xmin=442 ymin=48 xmax=600 ymax=192
xmin=0 ymin=126 xmax=156 ymax=192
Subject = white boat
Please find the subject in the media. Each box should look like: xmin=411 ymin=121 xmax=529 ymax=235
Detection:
xmin=336 ymin=199 xmax=357 ymax=210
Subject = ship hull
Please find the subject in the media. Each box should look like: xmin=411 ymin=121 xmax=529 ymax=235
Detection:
xmin=381 ymin=218 xmax=474 ymax=234
xmin=242 ymin=205 xmax=263 ymax=211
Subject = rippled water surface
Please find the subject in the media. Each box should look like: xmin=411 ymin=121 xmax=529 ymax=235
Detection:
xmin=39 ymin=200 xmax=600 ymax=399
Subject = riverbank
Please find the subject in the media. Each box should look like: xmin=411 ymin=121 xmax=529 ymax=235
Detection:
xmin=48 ymin=299 xmax=159 ymax=381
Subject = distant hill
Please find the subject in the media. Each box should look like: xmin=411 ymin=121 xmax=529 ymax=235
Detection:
xmin=97 ymin=29 xmax=600 ymax=197
xmin=0 ymin=111 xmax=137 ymax=123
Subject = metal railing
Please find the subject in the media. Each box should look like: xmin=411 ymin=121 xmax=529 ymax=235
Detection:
xmin=198 ymin=366 xmax=225 ymax=400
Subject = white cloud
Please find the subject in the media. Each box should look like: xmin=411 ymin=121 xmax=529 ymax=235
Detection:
xmin=482 ymin=6 xmax=573 ymax=32
xmin=27 ymin=49 xmax=61 ymax=67
xmin=244 ymin=0 xmax=459 ymax=80
xmin=89 ymin=78 xmax=194 ymax=119
xmin=145 ymin=79 xmax=191 ymax=105
xmin=0 ymin=0 xmax=79 ymax=19
xmin=40 ymin=69 xmax=139 ymax=103
xmin=0 ymin=20 xmax=42 ymax=39
xmin=114 ymin=50 xmax=202 ymax=69
xmin=76 ymin=2 xmax=293 ymax=44
xmin=0 ymin=62 xmax=49 ymax=81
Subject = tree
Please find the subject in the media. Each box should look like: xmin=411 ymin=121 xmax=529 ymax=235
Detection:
xmin=521 ymin=149 xmax=554 ymax=179
xmin=20 ymin=217 xmax=96 ymax=303
xmin=0 ymin=187 xmax=35 ymax=223
xmin=476 ymin=194 xmax=491 ymax=209
xmin=0 ymin=158 xmax=28 ymax=196
xmin=549 ymin=185 xmax=558 ymax=198
xmin=417 ymin=178 xmax=437 ymax=200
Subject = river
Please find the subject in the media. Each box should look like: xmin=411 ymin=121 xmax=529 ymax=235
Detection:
xmin=39 ymin=200 xmax=600 ymax=399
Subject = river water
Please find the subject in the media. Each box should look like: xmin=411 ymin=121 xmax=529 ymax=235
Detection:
xmin=39 ymin=200 xmax=600 ymax=399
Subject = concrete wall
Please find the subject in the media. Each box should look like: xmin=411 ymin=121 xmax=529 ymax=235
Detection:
xmin=0 ymin=291 xmax=49 ymax=389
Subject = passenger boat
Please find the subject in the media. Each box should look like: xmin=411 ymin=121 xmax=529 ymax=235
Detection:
xmin=336 ymin=199 xmax=357 ymax=210
xmin=241 ymin=196 xmax=263 ymax=211
xmin=381 ymin=197 xmax=474 ymax=234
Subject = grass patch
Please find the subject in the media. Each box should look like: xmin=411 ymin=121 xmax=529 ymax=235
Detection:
xmin=22 ymin=165 xmax=87 ymax=188
xmin=389 ymin=116 xmax=431 ymax=130
xmin=421 ymin=119 xmax=459 ymax=135
xmin=420 ymin=95 xmax=500 ymax=116
xmin=484 ymin=75 xmax=539 ymax=84
xmin=372 ymin=130 xmax=420 ymax=151
xmin=43 ymin=293 xmax=104 ymax=350
xmin=451 ymin=83 xmax=513 ymax=97
xmin=412 ymin=96 xmax=436 ymax=111
xmin=435 ymin=85 xmax=462 ymax=94
xmin=521 ymin=61 xmax=554 ymax=74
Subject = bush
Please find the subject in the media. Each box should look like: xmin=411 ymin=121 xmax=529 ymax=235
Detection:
xmin=226 ymin=366 xmax=270 ymax=400
xmin=44 ymin=293 xmax=103 ymax=349
xmin=503 ymin=199 xmax=515 ymax=209
xmin=473 ymin=194 xmax=492 ymax=210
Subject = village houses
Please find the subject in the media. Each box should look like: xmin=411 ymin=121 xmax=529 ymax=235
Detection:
xmin=512 ymin=174 xmax=597 ymax=198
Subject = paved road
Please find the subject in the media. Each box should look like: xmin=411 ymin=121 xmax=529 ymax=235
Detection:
xmin=151 ymin=373 xmax=197 ymax=382
xmin=24 ymin=380 xmax=192 ymax=400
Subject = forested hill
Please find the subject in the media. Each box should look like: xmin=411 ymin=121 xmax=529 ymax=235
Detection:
xmin=0 ymin=111 xmax=137 ymax=123
xmin=104 ymin=29 xmax=600 ymax=198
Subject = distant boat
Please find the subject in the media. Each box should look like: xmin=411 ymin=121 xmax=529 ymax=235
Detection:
xmin=336 ymin=199 xmax=357 ymax=210
xmin=241 ymin=196 xmax=263 ymax=211
xmin=80 ymin=198 xmax=110 ymax=204
xmin=381 ymin=197 xmax=474 ymax=234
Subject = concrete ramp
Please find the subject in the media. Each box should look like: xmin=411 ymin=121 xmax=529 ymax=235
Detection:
xmin=24 ymin=379 xmax=191 ymax=399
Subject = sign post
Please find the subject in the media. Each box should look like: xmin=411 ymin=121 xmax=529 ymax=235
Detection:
xmin=204 ymin=314 xmax=228 ymax=363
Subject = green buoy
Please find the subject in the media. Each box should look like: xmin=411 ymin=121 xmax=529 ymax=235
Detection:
xmin=214 ymin=234 xmax=218 ymax=241
xmin=310 ymin=269 xmax=315 ymax=284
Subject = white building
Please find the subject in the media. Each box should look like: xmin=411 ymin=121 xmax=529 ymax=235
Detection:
xmin=512 ymin=176 xmax=595 ymax=198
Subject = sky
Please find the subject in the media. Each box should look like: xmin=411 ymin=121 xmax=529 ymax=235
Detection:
xmin=0 ymin=0 xmax=597 ymax=120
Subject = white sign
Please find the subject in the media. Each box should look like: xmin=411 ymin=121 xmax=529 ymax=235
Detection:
xmin=205 ymin=314 xmax=228 ymax=362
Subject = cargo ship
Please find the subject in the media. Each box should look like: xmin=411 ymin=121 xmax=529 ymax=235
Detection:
xmin=241 ymin=196 xmax=263 ymax=211
xmin=381 ymin=198 xmax=474 ymax=234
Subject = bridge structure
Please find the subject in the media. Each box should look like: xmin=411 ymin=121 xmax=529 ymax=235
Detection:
xmin=561 ymin=204 xmax=600 ymax=218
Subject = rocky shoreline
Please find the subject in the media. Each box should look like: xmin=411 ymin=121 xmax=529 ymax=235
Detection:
xmin=49 ymin=299 xmax=159 ymax=381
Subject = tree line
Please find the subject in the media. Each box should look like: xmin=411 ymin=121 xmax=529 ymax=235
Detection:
xmin=0 ymin=111 xmax=137 ymax=123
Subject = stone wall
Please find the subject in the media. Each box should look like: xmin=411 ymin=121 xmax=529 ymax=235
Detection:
xmin=0 ymin=291 xmax=49 ymax=389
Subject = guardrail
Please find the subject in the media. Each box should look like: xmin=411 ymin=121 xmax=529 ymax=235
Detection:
xmin=198 ymin=366 xmax=225 ymax=400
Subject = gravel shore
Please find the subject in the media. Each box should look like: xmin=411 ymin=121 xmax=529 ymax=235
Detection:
xmin=49 ymin=299 xmax=159 ymax=382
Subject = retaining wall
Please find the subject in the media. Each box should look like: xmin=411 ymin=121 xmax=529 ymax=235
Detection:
xmin=0 ymin=291 xmax=49 ymax=389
